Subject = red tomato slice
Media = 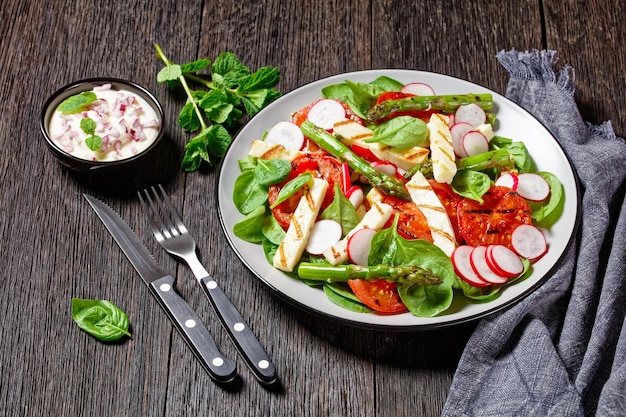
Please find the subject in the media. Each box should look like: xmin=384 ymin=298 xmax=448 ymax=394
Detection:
xmin=457 ymin=185 xmax=533 ymax=248
xmin=428 ymin=179 xmax=465 ymax=244
xmin=382 ymin=196 xmax=433 ymax=241
xmin=268 ymin=185 xmax=304 ymax=230
xmin=348 ymin=279 xmax=407 ymax=313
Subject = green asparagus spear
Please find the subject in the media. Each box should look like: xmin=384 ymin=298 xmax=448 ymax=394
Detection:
xmin=297 ymin=262 xmax=442 ymax=286
xmin=300 ymin=121 xmax=411 ymax=201
xmin=366 ymin=93 xmax=493 ymax=122
xmin=456 ymin=148 xmax=513 ymax=171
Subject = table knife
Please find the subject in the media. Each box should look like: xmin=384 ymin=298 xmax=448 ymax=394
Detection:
xmin=84 ymin=194 xmax=237 ymax=384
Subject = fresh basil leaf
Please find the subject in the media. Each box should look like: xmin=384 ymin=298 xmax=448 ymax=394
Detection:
xmin=320 ymin=184 xmax=359 ymax=238
xmin=269 ymin=173 xmax=312 ymax=208
xmin=71 ymin=298 xmax=131 ymax=342
xmin=179 ymin=58 xmax=211 ymax=74
xmin=57 ymin=92 xmax=97 ymax=114
xmin=233 ymin=205 xmax=266 ymax=243
xmin=451 ymin=170 xmax=492 ymax=203
xmin=368 ymin=116 xmax=428 ymax=148
xmin=233 ymin=169 xmax=268 ymax=214
xmin=255 ymin=158 xmax=291 ymax=186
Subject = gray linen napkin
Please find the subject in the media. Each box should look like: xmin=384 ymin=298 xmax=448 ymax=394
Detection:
xmin=441 ymin=50 xmax=626 ymax=417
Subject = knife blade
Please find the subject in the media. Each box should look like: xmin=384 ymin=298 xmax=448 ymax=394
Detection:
xmin=83 ymin=194 xmax=237 ymax=384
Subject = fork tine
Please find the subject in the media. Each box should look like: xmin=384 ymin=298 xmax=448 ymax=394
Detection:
xmin=154 ymin=184 xmax=188 ymax=235
xmin=138 ymin=188 xmax=168 ymax=241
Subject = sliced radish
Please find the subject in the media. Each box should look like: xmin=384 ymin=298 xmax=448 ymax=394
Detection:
xmin=470 ymin=246 xmax=509 ymax=284
xmin=340 ymin=162 xmax=351 ymax=193
xmin=306 ymin=99 xmax=346 ymax=131
xmin=495 ymin=173 xmax=519 ymax=190
xmin=450 ymin=122 xmax=474 ymax=157
xmin=264 ymin=121 xmax=305 ymax=151
xmin=347 ymin=228 xmax=377 ymax=266
xmin=510 ymin=224 xmax=548 ymax=260
xmin=455 ymin=103 xmax=487 ymax=127
xmin=452 ymin=246 xmax=491 ymax=287
xmin=345 ymin=185 xmax=364 ymax=208
xmin=371 ymin=160 xmax=398 ymax=177
xmin=462 ymin=130 xmax=489 ymax=156
xmin=486 ymin=244 xmax=524 ymax=278
xmin=516 ymin=173 xmax=550 ymax=202
xmin=401 ymin=82 xmax=435 ymax=96
xmin=446 ymin=114 xmax=455 ymax=127
xmin=306 ymin=219 xmax=343 ymax=255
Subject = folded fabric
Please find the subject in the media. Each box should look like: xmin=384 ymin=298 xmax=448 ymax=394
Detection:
xmin=441 ymin=50 xmax=626 ymax=417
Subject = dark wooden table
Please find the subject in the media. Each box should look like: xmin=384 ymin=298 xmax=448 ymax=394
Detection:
xmin=1 ymin=1 xmax=624 ymax=416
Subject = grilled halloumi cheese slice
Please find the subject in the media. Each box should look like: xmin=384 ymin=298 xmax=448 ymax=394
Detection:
xmin=406 ymin=171 xmax=457 ymax=256
xmin=249 ymin=139 xmax=303 ymax=162
xmin=333 ymin=118 xmax=429 ymax=170
xmin=323 ymin=201 xmax=394 ymax=265
xmin=273 ymin=178 xmax=329 ymax=272
xmin=427 ymin=113 xmax=456 ymax=184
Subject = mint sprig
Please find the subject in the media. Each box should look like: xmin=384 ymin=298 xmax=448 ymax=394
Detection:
xmin=79 ymin=116 xmax=102 ymax=151
xmin=154 ymin=44 xmax=281 ymax=171
xmin=57 ymin=91 xmax=97 ymax=114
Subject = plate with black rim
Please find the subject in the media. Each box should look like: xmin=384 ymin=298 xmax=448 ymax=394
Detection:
xmin=217 ymin=69 xmax=579 ymax=330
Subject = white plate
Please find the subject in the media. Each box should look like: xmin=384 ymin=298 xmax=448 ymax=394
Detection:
xmin=217 ymin=70 xmax=579 ymax=330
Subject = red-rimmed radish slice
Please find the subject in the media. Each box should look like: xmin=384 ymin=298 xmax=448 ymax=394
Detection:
xmin=401 ymin=82 xmax=435 ymax=96
xmin=470 ymin=246 xmax=509 ymax=284
xmin=345 ymin=185 xmax=364 ymax=208
xmin=340 ymin=162 xmax=351 ymax=193
xmin=265 ymin=121 xmax=305 ymax=151
xmin=450 ymin=122 xmax=474 ymax=157
xmin=306 ymin=99 xmax=346 ymax=131
xmin=462 ymin=130 xmax=489 ymax=156
xmin=516 ymin=173 xmax=550 ymax=202
xmin=452 ymin=246 xmax=491 ymax=287
xmin=371 ymin=160 xmax=399 ymax=177
xmin=306 ymin=219 xmax=343 ymax=255
xmin=486 ymin=244 xmax=524 ymax=278
xmin=510 ymin=224 xmax=548 ymax=260
xmin=347 ymin=228 xmax=377 ymax=266
xmin=446 ymin=114 xmax=455 ymax=127
xmin=495 ymin=173 xmax=519 ymax=190
xmin=455 ymin=103 xmax=487 ymax=127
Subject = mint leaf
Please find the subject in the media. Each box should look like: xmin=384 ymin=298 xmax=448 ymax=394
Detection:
xmin=57 ymin=91 xmax=97 ymax=114
xmin=71 ymin=298 xmax=132 ymax=342
xmin=180 ymin=58 xmax=211 ymax=74
xmin=212 ymin=52 xmax=250 ymax=88
xmin=205 ymin=124 xmax=232 ymax=157
xmin=85 ymin=135 xmax=102 ymax=151
xmin=182 ymin=134 xmax=211 ymax=171
xmin=199 ymin=90 xmax=234 ymax=124
xmin=238 ymin=66 xmax=280 ymax=92
xmin=157 ymin=64 xmax=182 ymax=82
xmin=80 ymin=117 xmax=97 ymax=135
xmin=178 ymin=101 xmax=202 ymax=131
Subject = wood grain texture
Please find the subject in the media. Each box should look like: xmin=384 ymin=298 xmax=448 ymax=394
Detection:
xmin=0 ymin=0 xmax=623 ymax=416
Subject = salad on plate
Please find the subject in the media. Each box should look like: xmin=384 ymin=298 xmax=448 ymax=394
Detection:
xmin=229 ymin=75 xmax=564 ymax=318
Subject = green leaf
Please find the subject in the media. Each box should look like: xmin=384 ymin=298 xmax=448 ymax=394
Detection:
xmin=269 ymin=173 xmax=312 ymax=208
xmin=212 ymin=52 xmax=250 ymax=88
xmin=241 ymin=90 xmax=269 ymax=116
xmin=233 ymin=205 xmax=266 ymax=243
xmin=323 ymin=283 xmax=373 ymax=313
xmin=157 ymin=64 xmax=183 ymax=83
xmin=80 ymin=117 xmax=97 ymax=135
xmin=57 ymin=91 xmax=97 ymax=114
xmin=369 ymin=116 xmax=428 ymax=148
xmin=179 ymin=58 xmax=211 ymax=74
xmin=178 ymin=101 xmax=202 ymax=131
xmin=71 ymin=298 xmax=131 ymax=342
xmin=238 ymin=66 xmax=280 ymax=92
xmin=451 ymin=170 xmax=492 ymax=203
xmin=199 ymin=90 xmax=235 ymax=124
xmin=528 ymin=171 xmax=565 ymax=224
xmin=320 ymin=184 xmax=359 ymax=238
xmin=262 ymin=214 xmax=286 ymax=245
xmin=254 ymin=158 xmax=291 ymax=186
xmin=233 ymin=169 xmax=268 ymax=214
xmin=85 ymin=135 xmax=102 ymax=151
xmin=205 ymin=124 xmax=232 ymax=157
xmin=181 ymin=134 xmax=210 ymax=171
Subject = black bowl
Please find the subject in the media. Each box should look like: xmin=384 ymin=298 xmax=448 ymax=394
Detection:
xmin=40 ymin=77 xmax=165 ymax=174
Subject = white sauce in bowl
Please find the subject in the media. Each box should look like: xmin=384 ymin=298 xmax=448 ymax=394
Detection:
xmin=48 ymin=84 xmax=161 ymax=161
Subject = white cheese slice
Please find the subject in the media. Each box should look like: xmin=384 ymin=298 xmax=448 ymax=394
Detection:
xmin=249 ymin=139 xmax=303 ymax=162
xmin=475 ymin=123 xmax=494 ymax=141
xmin=406 ymin=171 xmax=457 ymax=256
xmin=427 ymin=113 xmax=456 ymax=184
xmin=273 ymin=178 xmax=329 ymax=272
xmin=333 ymin=118 xmax=429 ymax=170
xmin=323 ymin=201 xmax=394 ymax=265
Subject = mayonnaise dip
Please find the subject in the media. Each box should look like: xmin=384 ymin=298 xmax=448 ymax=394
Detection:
xmin=48 ymin=84 xmax=161 ymax=161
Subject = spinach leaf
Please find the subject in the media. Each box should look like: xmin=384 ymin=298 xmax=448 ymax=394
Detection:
xmin=491 ymin=136 xmax=533 ymax=173
xmin=269 ymin=173 xmax=312 ymax=208
xmin=320 ymin=184 xmax=359 ymax=237
xmin=233 ymin=205 xmax=266 ymax=243
xmin=233 ymin=170 xmax=268 ymax=214
xmin=255 ymin=158 xmax=291 ymax=186
xmin=451 ymin=170 xmax=492 ymax=203
xmin=368 ymin=116 xmax=428 ymax=148
xmin=262 ymin=213 xmax=286 ymax=245
xmin=323 ymin=283 xmax=373 ymax=313
xmin=71 ymin=298 xmax=131 ymax=342
xmin=528 ymin=171 xmax=565 ymax=224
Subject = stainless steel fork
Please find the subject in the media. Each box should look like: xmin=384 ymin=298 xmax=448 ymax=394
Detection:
xmin=138 ymin=184 xmax=277 ymax=385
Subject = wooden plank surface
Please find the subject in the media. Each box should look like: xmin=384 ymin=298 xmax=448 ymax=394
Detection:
xmin=0 ymin=0 xmax=623 ymax=416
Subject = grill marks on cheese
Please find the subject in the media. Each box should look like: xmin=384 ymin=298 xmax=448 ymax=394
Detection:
xmin=427 ymin=113 xmax=456 ymax=184
xmin=406 ymin=171 xmax=457 ymax=256
xmin=273 ymin=178 xmax=329 ymax=272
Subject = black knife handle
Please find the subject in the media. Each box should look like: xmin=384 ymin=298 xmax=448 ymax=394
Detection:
xmin=200 ymin=276 xmax=277 ymax=384
xmin=149 ymin=275 xmax=237 ymax=383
